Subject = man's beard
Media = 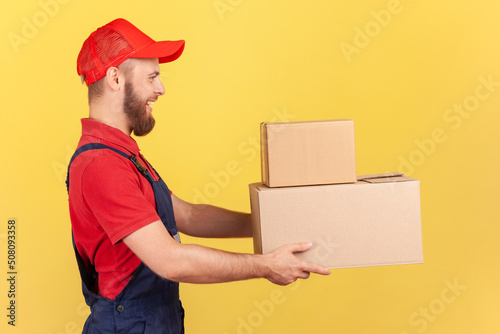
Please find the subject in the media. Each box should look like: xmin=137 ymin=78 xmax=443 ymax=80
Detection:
xmin=123 ymin=81 xmax=156 ymax=136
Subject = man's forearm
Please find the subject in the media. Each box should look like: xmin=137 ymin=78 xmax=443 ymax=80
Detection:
xmin=161 ymin=242 xmax=265 ymax=283
xmin=173 ymin=194 xmax=252 ymax=238
xmin=165 ymin=241 xmax=329 ymax=285
xmin=186 ymin=204 xmax=252 ymax=238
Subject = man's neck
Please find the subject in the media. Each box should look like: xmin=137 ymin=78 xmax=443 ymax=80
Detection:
xmin=88 ymin=102 xmax=132 ymax=136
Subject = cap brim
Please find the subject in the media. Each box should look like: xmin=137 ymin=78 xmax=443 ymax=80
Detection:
xmin=132 ymin=40 xmax=185 ymax=63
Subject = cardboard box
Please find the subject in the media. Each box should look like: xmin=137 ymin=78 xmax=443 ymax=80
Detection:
xmin=260 ymin=119 xmax=356 ymax=187
xmin=249 ymin=173 xmax=423 ymax=269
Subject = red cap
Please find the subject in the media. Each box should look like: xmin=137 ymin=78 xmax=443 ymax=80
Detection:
xmin=77 ymin=18 xmax=185 ymax=86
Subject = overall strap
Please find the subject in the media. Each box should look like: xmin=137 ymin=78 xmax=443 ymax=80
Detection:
xmin=66 ymin=143 xmax=152 ymax=193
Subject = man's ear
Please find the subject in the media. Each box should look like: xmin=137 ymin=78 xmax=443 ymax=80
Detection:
xmin=105 ymin=67 xmax=122 ymax=91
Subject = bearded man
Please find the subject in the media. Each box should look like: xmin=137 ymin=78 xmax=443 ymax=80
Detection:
xmin=66 ymin=18 xmax=330 ymax=334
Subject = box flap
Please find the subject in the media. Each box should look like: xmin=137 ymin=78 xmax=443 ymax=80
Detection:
xmin=249 ymin=184 xmax=264 ymax=254
xmin=357 ymin=173 xmax=415 ymax=183
xmin=260 ymin=123 xmax=269 ymax=185
xmin=261 ymin=119 xmax=353 ymax=127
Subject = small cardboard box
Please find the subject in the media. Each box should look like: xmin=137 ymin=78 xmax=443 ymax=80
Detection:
xmin=249 ymin=173 xmax=423 ymax=269
xmin=260 ymin=119 xmax=356 ymax=187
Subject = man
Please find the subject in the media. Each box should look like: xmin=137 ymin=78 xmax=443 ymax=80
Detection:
xmin=67 ymin=18 xmax=330 ymax=334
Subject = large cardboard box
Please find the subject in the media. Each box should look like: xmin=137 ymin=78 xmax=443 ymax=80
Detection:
xmin=260 ymin=119 xmax=356 ymax=187
xmin=249 ymin=173 xmax=423 ymax=269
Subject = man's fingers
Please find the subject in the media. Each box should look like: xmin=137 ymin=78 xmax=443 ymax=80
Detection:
xmin=266 ymin=242 xmax=331 ymax=285
xmin=303 ymin=263 xmax=331 ymax=276
xmin=298 ymin=271 xmax=311 ymax=280
xmin=285 ymin=242 xmax=332 ymax=276
xmin=287 ymin=241 xmax=313 ymax=254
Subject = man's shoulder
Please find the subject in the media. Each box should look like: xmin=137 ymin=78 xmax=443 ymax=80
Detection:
xmin=70 ymin=143 xmax=135 ymax=178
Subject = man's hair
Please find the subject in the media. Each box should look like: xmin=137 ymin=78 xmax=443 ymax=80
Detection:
xmin=81 ymin=75 xmax=105 ymax=103
xmin=81 ymin=59 xmax=135 ymax=104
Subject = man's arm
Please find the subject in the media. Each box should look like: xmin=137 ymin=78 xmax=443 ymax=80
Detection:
xmin=172 ymin=194 xmax=252 ymax=238
xmin=123 ymin=220 xmax=331 ymax=285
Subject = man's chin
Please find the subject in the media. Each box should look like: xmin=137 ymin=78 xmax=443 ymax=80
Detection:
xmin=132 ymin=120 xmax=155 ymax=137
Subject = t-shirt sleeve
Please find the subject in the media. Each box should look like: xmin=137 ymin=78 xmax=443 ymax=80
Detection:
xmin=81 ymin=154 xmax=160 ymax=244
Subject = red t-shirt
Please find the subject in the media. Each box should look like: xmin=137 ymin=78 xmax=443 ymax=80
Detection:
xmin=68 ymin=118 xmax=164 ymax=299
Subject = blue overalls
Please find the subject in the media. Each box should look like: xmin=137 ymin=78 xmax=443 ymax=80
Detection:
xmin=66 ymin=143 xmax=185 ymax=334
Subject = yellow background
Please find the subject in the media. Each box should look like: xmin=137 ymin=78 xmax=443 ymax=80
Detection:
xmin=1 ymin=0 xmax=499 ymax=333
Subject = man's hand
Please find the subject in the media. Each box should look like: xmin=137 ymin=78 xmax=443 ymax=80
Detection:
xmin=261 ymin=242 xmax=331 ymax=285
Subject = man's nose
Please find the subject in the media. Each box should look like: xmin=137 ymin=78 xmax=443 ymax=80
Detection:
xmin=155 ymin=78 xmax=165 ymax=96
